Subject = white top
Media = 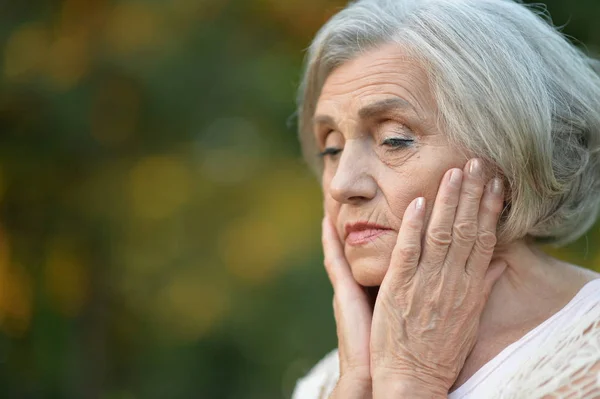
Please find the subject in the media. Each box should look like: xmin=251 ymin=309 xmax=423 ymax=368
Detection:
xmin=292 ymin=278 xmax=600 ymax=399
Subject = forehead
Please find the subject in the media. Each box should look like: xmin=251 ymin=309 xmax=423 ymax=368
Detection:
xmin=315 ymin=43 xmax=434 ymax=118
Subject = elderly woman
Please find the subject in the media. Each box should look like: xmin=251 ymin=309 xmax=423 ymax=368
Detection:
xmin=291 ymin=0 xmax=600 ymax=398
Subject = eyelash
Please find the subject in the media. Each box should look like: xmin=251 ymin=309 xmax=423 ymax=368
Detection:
xmin=382 ymin=137 xmax=414 ymax=149
xmin=318 ymin=128 xmax=414 ymax=158
xmin=318 ymin=147 xmax=342 ymax=158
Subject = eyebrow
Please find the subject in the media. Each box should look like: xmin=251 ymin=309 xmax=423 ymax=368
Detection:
xmin=358 ymin=97 xmax=416 ymax=119
xmin=312 ymin=97 xmax=418 ymax=128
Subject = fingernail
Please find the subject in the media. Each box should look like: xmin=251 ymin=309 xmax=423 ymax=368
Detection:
xmin=450 ymin=169 xmax=462 ymax=185
xmin=492 ymin=178 xmax=503 ymax=195
xmin=469 ymin=159 xmax=482 ymax=177
xmin=415 ymin=197 xmax=425 ymax=211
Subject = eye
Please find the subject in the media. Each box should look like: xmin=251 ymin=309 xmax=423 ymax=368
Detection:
xmin=319 ymin=130 xmax=344 ymax=159
xmin=318 ymin=147 xmax=342 ymax=158
xmin=382 ymin=137 xmax=414 ymax=148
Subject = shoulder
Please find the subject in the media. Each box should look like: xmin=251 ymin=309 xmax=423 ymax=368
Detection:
xmin=498 ymin=279 xmax=600 ymax=398
xmin=292 ymin=349 xmax=340 ymax=399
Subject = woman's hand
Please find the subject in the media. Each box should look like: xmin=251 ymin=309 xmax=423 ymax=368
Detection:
xmin=322 ymin=158 xmax=507 ymax=398
xmin=369 ymin=159 xmax=507 ymax=397
xmin=322 ymin=215 xmax=373 ymax=399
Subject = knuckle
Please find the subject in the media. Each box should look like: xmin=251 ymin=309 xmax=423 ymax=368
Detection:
xmin=465 ymin=183 xmax=485 ymax=199
xmin=404 ymin=218 xmax=422 ymax=231
xmin=399 ymin=244 xmax=420 ymax=263
xmin=453 ymin=221 xmax=478 ymax=244
xmin=476 ymin=230 xmax=497 ymax=252
xmin=426 ymin=227 xmax=452 ymax=247
xmin=441 ymin=192 xmax=459 ymax=207
xmin=483 ymin=196 xmax=504 ymax=215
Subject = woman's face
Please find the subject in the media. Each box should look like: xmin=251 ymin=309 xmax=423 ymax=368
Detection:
xmin=315 ymin=43 xmax=467 ymax=287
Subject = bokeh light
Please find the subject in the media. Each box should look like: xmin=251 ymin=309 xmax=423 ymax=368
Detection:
xmin=0 ymin=0 xmax=598 ymax=398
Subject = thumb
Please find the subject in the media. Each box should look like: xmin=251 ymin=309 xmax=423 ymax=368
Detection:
xmin=483 ymin=259 xmax=507 ymax=301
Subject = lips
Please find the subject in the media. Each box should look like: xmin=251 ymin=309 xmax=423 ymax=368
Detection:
xmin=344 ymin=222 xmax=394 ymax=246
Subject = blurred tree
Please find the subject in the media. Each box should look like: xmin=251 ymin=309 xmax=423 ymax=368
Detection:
xmin=0 ymin=0 xmax=597 ymax=398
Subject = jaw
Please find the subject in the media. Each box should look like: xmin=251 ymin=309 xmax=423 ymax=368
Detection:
xmin=345 ymin=234 xmax=395 ymax=286
xmin=348 ymin=255 xmax=388 ymax=286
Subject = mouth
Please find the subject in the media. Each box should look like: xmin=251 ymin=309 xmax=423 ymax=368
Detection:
xmin=344 ymin=222 xmax=394 ymax=246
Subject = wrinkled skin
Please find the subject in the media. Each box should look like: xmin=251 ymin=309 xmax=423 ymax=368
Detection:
xmin=316 ymin=44 xmax=469 ymax=287
xmin=316 ymin=44 xmax=507 ymax=398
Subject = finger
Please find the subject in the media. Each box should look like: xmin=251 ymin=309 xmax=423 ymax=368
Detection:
xmin=322 ymin=216 xmax=354 ymax=292
xmin=332 ymin=290 xmax=372 ymax=374
xmin=322 ymin=215 xmax=371 ymax=322
xmin=420 ymin=168 xmax=463 ymax=272
xmin=387 ymin=196 xmax=427 ymax=283
xmin=324 ymin=215 xmax=373 ymax=377
xmin=444 ymin=158 xmax=486 ymax=271
xmin=466 ymin=177 xmax=505 ymax=277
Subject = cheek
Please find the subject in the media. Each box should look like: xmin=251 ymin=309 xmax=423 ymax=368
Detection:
xmin=380 ymin=152 xmax=463 ymax=217
xmin=377 ymin=170 xmax=427 ymax=221
xmin=323 ymin=195 xmax=339 ymax=216
xmin=322 ymin=175 xmax=340 ymax=215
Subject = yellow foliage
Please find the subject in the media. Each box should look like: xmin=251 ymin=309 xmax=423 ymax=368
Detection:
xmin=59 ymin=0 xmax=109 ymax=35
xmin=69 ymin=162 xmax=126 ymax=219
xmin=3 ymin=22 xmax=50 ymax=81
xmin=129 ymin=156 xmax=192 ymax=220
xmin=0 ymin=229 xmax=32 ymax=337
xmin=220 ymin=217 xmax=287 ymax=285
xmin=0 ymin=263 xmax=33 ymax=338
xmin=104 ymin=2 xmax=166 ymax=55
xmin=44 ymin=33 xmax=89 ymax=90
xmin=219 ymin=162 xmax=322 ymax=285
xmin=256 ymin=0 xmax=346 ymax=38
xmin=44 ymin=240 xmax=90 ymax=317
xmin=167 ymin=0 xmax=231 ymax=29
xmin=154 ymin=268 xmax=230 ymax=341
xmin=251 ymin=166 xmax=322 ymax=250
xmin=91 ymin=77 xmax=141 ymax=146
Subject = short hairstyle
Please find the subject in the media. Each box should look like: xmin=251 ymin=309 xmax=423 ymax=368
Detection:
xmin=297 ymin=0 xmax=600 ymax=246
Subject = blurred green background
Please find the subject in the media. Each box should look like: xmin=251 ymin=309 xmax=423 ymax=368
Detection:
xmin=0 ymin=0 xmax=598 ymax=398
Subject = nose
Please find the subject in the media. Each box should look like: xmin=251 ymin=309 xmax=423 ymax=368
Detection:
xmin=329 ymin=141 xmax=377 ymax=204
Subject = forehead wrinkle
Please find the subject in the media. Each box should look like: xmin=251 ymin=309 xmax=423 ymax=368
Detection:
xmin=317 ymin=92 xmax=425 ymax=128
xmin=357 ymin=97 xmax=416 ymax=120
xmin=320 ymin=74 xmax=429 ymax=120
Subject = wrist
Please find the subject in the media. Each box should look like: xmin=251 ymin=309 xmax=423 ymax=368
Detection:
xmin=332 ymin=373 xmax=372 ymax=399
xmin=372 ymin=373 xmax=447 ymax=399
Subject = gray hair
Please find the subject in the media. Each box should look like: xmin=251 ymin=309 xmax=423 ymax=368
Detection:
xmin=297 ymin=0 xmax=600 ymax=246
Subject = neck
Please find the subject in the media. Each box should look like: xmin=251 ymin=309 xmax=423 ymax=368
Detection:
xmin=479 ymin=240 xmax=593 ymax=334
xmin=451 ymin=240 xmax=598 ymax=391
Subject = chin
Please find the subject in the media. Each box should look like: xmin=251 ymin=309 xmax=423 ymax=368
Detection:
xmin=344 ymin=233 xmax=395 ymax=286
xmin=346 ymin=252 xmax=391 ymax=287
